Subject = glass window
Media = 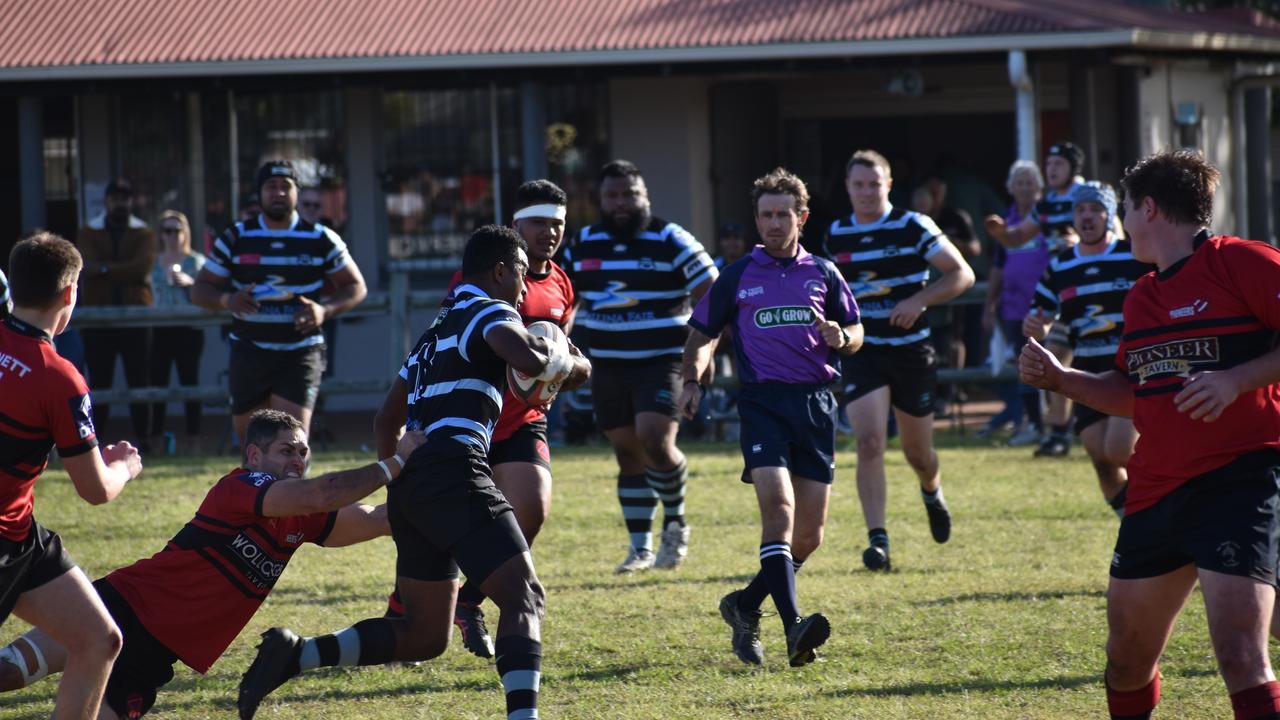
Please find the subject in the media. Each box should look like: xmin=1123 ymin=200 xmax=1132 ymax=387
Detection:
xmin=115 ymin=93 xmax=188 ymax=228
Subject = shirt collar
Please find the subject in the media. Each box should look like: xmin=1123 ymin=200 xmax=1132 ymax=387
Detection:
xmin=2 ymin=315 xmax=52 ymax=343
xmin=750 ymin=244 xmax=811 ymax=266
xmin=453 ymin=283 xmax=490 ymax=298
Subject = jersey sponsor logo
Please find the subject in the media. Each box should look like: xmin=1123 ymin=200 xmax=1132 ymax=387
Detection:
xmin=613 ymin=244 xmax=627 ymax=253
xmin=286 ymin=531 xmax=305 ymax=544
xmin=589 ymin=281 xmax=638 ymax=310
xmin=754 ymin=306 xmax=816 ymax=328
xmin=860 ymin=236 xmax=874 ymax=244
xmin=550 ymin=307 xmax=564 ymax=318
xmin=738 ymin=286 xmax=764 ymax=300
xmin=228 ymin=533 xmax=286 ymax=588
xmin=270 ymin=241 xmax=286 ymax=249
xmin=1126 ymin=337 xmax=1219 ymax=384
xmin=850 ymin=271 xmax=890 ymax=298
xmin=1084 ymin=266 xmax=1100 ymax=276
xmin=240 ymin=254 xmax=261 ymax=265
xmin=639 ymin=257 xmax=655 ymax=271
xmin=1076 ymin=305 xmax=1117 ymax=338
xmin=248 ymin=472 xmax=274 ymax=487
xmin=69 ymin=394 xmax=95 ymax=440
xmin=251 ymin=275 xmax=294 ymax=302
xmin=1169 ymin=299 xmax=1209 ymax=319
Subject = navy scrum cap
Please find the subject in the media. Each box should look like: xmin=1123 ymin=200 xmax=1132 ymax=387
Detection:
xmin=1047 ymin=142 xmax=1085 ymax=175
xmin=256 ymin=160 xmax=298 ymax=191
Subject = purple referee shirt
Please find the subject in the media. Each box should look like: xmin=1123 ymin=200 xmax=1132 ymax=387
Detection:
xmin=689 ymin=245 xmax=859 ymax=385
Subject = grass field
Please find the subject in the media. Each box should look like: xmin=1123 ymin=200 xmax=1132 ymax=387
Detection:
xmin=0 ymin=432 xmax=1258 ymax=719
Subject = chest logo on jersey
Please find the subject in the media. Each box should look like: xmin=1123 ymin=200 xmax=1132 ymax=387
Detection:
xmin=1126 ymin=337 xmax=1219 ymax=384
xmin=851 ymin=271 xmax=890 ymax=298
xmin=755 ymin=306 xmax=816 ymax=328
xmin=228 ymin=533 xmax=286 ymax=588
xmin=590 ymin=281 xmax=638 ymax=310
xmin=738 ymin=286 xmax=764 ymax=300
xmin=287 ymin=532 xmax=305 ymax=544
xmin=1169 ymin=299 xmax=1209 ymax=319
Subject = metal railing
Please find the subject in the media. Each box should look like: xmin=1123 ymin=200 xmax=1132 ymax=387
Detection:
xmin=71 ymin=275 xmax=1014 ymax=406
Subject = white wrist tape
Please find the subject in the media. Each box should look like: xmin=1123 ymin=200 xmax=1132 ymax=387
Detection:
xmin=377 ymin=460 xmax=394 ymax=484
xmin=536 ymin=339 xmax=573 ymax=382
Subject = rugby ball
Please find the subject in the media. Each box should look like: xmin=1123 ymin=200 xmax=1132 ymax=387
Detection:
xmin=508 ymin=321 xmax=572 ymax=406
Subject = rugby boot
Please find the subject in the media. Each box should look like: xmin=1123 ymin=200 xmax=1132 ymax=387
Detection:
xmin=786 ymin=613 xmax=830 ymax=667
xmin=718 ymin=590 xmax=764 ymax=665
xmin=862 ymin=545 xmax=891 ymax=572
xmin=615 ymin=547 xmax=655 ymax=574
xmin=925 ymin=495 xmax=952 ymax=544
xmin=237 ymin=627 xmax=302 ymax=720
xmin=654 ymin=521 xmax=690 ymax=569
xmin=453 ymin=601 xmax=495 ymax=659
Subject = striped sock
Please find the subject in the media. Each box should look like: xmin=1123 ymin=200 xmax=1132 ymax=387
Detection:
xmin=298 ymin=618 xmax=397 ymax=670
xmin=618 ymin=473 xmax=658 ymax=551
xmin=738 ymin=556 xmax=804 ymax=612
xmin=645 ymin=460 xmax=687 ymax=527
xmin=760 ymin=541 xmax=801 ymax=629
xmin=496 ymin=635 xmax=541 ymax=720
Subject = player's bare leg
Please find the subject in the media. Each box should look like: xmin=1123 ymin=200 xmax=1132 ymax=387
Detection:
xmin=1200 ymin=570 xmax=1277 ymax=693
xmin=11 ymin=568 xmax=121 ymax=720
xmin=1105 ymin=565 xmax=1197 ymax=714
xmin=479 ymin=551 xmax=545 ymax=717
xmin=1080 ymin=419 xmax=1134 ymax=516
xmin=849 ymin=387 xmax=891 ymax=569
xmin=636 ymin=411 xmax=690 ymax=568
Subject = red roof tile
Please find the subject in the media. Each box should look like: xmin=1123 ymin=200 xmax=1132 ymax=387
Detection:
xmin=0 ymin=0 xmax=1276 ymax=72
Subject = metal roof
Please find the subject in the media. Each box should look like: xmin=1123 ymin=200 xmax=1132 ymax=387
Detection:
xmin=1 ymin=0 xmax=1277 ymax=80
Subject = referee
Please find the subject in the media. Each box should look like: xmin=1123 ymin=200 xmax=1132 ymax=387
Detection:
xmin=680 ymin=168 xmax=861 ymax=667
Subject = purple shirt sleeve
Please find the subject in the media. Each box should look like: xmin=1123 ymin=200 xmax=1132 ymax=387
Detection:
xmin=820 ymin=259 xmax=859 ymax=326
xmin=688 ymin=259 xmax=744 ymax=338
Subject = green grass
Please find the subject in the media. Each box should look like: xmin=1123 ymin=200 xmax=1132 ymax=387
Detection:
xmin=0 ymin=433 xmax=1255 ymax=718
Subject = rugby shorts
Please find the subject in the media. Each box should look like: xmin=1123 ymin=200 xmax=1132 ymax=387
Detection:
xmin=591 ymin=358 xmax=681 ymax=431
xmin=96 ymin=579 xmax=179 ymax=719
xmin=840 ymin=342 xmax=938 ymax=418
xmin=228 ymin=340 xmax=326 ymax=414
xmin=738 ymin=383 xmax=838 ymax=485
xmin=0 ymin=520 xmax=75 ymax=626
xmin=489 ymin=418 xmax=551 ymax=471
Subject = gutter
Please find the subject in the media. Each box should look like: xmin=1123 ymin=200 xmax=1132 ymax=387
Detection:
xmin=3 ymin=27 xmax=1280 ymax=82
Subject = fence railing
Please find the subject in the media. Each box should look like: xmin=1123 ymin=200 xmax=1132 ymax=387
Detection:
xmin=72 ymin=275 xmax=1014 ymax=406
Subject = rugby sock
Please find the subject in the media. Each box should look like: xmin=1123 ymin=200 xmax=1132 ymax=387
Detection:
xmin=297 ymin=619 xmax=398 ymax=671
xmin=618 ymin=473 xmax=658 ymax=551
xmin=738 ymin=557 xmax=805 ymax=612
xmin=384 ymin=587 xmax=404 ymax=618
xmin=495 ymin=635 xmax=541 ymax=720
xmin=869 ymin=528 xmax=890 ymax=552
xmin=1107 ymin=484 xmax=1128 ymax=519
xmin=921 ymin=487 xmax=945 ymax=506
xmin=457 ymin=580 xmax=487 ymax=607
xmin=1107 ymin=673 xmax=1159 ymax=720
xmin=1231 ymin=681 xmax=1280 ymax=719
xmin=1052 ymin=424 xmax=1071 ymax=446
xmin=645 ymin=460 xmax=688 ymax=528
xmin=759 ymin=542 xmax=801 ymax=629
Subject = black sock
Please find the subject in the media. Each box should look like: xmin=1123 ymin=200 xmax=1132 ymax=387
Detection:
xmin=495 ymin=635 xmax=541 ymax=720
xmin=738 ymin=556 xmax=803 ymax=612
xmin=760 ymin=542 xmax=801 ymax=630
xmin=868 ymin=528 xmax=889 ymax=551
xmin=457 ymin=580 xmax=486 ymax=607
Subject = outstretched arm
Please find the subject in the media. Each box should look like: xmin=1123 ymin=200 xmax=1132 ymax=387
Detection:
xmin=61 ymin=443 xmax=140 ymax=505
xmin=260 ymin=431 xmax=425 ymax=517
xmin=319 ymin=503 xmax=389 ymax=547
xmin=1019 ymin=337 xmax=1133 ymax=417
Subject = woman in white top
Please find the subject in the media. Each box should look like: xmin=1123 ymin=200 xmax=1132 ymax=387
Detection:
xmin=148 ymin=210 xmax=206 ymax=452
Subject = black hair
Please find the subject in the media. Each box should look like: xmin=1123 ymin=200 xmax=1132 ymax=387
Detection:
xmin=462 ymin=224 xmax=528 ymax=277
xmin=8 ymin=232 xmax=82 ymax=309
xmin=243 ymin=409 xmax=303 ymax=463
xmin=598 ymin=159 xmax=643 ymax=186
xmin=514 ymin=179 xmax=568 ymax=209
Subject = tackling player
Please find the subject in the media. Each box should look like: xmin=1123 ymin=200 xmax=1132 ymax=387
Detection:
xmin=1020 ymin=150 xmax=1280 ymax=720
xmin=0 ymin=410 xmax=422 ymax=718
xmin=238 ymin=225 xmax=570 ymax=720
xmin=1022 ymin=182 xmax=1149 ymax=516
xmin=0 ymin=233 xmax=143 ymax=719
xmin=380 ymin=181 xmax=591 ymax=659
xmin=827 ymin=150 xmax=974 ymax=571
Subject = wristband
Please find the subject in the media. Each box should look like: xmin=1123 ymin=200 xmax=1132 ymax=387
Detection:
xmin=390 ymin=453 xmax=405 ymax=470
xmin=376 ymin=459 xmax=394 ymax=485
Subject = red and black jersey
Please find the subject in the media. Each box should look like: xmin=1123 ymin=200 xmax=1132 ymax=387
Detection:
xmin=0 ymin=316 xmax=97 ymax=541
xmin=1117 ymin=233 xmax=1280 ymax=513
xmin=104 ymin=468 xmax=336 ymax=673
xmin=444 ymin=264 xmax=575 ymax=442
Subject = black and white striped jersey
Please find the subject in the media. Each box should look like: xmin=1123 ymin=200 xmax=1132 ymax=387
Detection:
xmin=1034 ymin=182 xmax=1084 ymax=240
xmin=1030 ymin=238 xmax=1151 ymax=372
xmin=204 ymin=213 xmax=351 ymax=351
xmin=824 ymin=207 xmax=949 ymax=348
xmin=565 ymin=217 xmax=716 ymax=363
xmin=398 ymin=283 xmax=523 ymax=454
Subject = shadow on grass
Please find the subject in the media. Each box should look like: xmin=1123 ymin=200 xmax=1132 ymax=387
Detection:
xmin=916 ymin=589 xmax=1106 ymax=606
xmin=550 ymin=573 xmax=756 ymax=593
xmin=832 ymin=665 xmax=1218 ymax=699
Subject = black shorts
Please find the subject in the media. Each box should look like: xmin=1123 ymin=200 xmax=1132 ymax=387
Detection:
xmin=228 ymin=340 xmax=326 ymax=414
xmin=1073 ymin=403 xmax=1109 ymax=435
xmin=1111 ymin=450 xmax=1280 ymax=584
xmin=738 ymin=384 xmax=838 ymax=485
xmin=0 ymin=520 xmax=75 ymax=626
xmin=490 ymin=419 xmax=551 ymax=471
xmin=95 ymin=579 xmax=179 ymax=719
xmin=387 ymin=446 xmax=528 ymax=584
xmin=840 ymin=343 xmax=938 ymax=418
xmin=591 ymin=359 xmax=681 ymax=431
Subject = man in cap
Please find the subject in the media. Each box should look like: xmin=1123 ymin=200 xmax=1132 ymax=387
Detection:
xmin=192 ymin=160 xmax=368 ymax=444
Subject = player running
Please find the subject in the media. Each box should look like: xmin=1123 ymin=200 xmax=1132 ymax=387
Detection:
xmin=1020 ymin=150 xmax=1280 ymax=719
xmin=379 ymin=181 xmax=590 ymax=659
xmin=1022 ymin=182 xmax=1149 ymax=516
xmin=0 ymin=410 xmax=422 ymax=718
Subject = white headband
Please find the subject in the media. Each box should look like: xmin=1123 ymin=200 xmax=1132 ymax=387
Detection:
xmin=513 ymin=204 xmax=567 ymax=221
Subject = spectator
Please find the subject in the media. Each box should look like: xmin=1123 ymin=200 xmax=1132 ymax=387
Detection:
xmin=714 ymin=222 xmax=748 ymax=269
xmin=148 ymin=210 xmax=206 ymax=453
xmin=76 ymin=179 xmax=155 ymax=451
xmin=192 ymin=161 xmax=367 ymax=445
xmin=297 ymin=187 xmax=324 ymax=225
xmin=982 ymin=161 xmax=1050 ymax=444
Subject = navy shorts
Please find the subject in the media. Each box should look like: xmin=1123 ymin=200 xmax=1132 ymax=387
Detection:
xmin=591 ymin=359 xmax=681 ymax=431
xmin=228 ymin=340 xmax=326 ymax=414
xmin=1111 ymin=449 xmax=1280 ymax=584
xmin=841 ymin=343 xmax=937 ymax=418
xmin=738 ymin=384 xmax=838 ymax=484
xmin=388 ymin=445 xmax=528 ymax=584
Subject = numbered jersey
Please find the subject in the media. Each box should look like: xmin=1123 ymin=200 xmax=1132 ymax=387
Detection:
xmin=0 ymin=316 xmax=98 ymax=541
xmin=399 ymin=284 xmax=523 ymax=454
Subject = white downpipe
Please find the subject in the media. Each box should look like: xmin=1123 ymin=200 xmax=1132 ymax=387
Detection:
xmin=1009 ymin=50 xmax=1037 ymax=161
